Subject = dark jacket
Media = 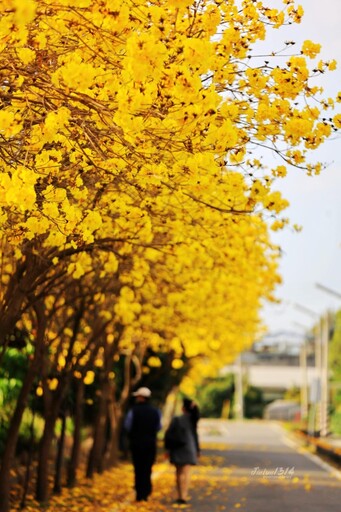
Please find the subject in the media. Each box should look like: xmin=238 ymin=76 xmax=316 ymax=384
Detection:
xmin=124 ymin=402 xmax=161 ymax=449
xmin=168 ymin=414 xmax=198 ymax=466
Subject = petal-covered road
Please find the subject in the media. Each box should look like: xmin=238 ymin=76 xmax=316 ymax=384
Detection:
xmin=169 ymin=419 xmax=341 ymax=511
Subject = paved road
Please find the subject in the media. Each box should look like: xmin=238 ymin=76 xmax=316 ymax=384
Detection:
xmin=175 ymin=419 xmax=341 ymax=511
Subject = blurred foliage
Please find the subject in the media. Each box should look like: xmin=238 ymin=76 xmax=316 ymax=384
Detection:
xmin=0 ymin=342 xmax=33 ymax=455
xmin=244 ymin=385 xmax=265 ymax=419
xmin=330 ymin=409 xmax=341 ymax=436
xmin=330 ymin=310 xmax=341 ymax=380
xmin=196 ymin=375 xmax=235 ymax=418
xmin=195 ymin=375 xmax=265 ymax=419
xmin=284 ymin=386 xmax=301 ymax=402
xmin=328 ymin=310 xmax=341 ymax=435
xmin=15 ymin=410 xmax=44 ymax=454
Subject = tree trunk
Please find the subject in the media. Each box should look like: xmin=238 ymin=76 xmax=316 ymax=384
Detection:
xmin=36 ymin=411 xmax=58 ymax=503
xmin=20 ymin=412 xmax=36 ymax=509
xmin=106 ymin=406 xmax=124 ymax=468
xmin=36 ymin=383 xmax=67 ymax=503
xmin=86 ymin=324 xmax=125 ymax=478
xmin=105 ymin=378 xmax=132 ymax=468
xmin=67 ymin=379 xmax=84 ymax=488
xmin=86 ymin=377 xmax=110 ymax=478
xmin=0 ymin=364 xmax=38 ymax=512
xmin=0 ymin=300 xmax=46 ymax=512
xmin=53 ymin=410 xmax=67 ymax=495
xmin=0 ymin=254 xmax=48 ymax=348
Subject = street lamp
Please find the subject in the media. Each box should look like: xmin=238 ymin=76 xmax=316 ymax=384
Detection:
xmin=293 ymin=303 xmax=319 ymax=319
xmin=316 ymin=282 xmax=341 ymax=300
xmin=234 ymin=353 xmax=244 ymax=420
xmin=293 ymin=303 xmax=322 ymax=436
xmin=292 ymin=322 xmax=309 ymax=421
xmin=314 ymin=283 xmax=341 ymax=437
xmin=292 ymin=302 xmax=321 ymax=369
xmin=293 ymin=302 xmax=321 ymax=368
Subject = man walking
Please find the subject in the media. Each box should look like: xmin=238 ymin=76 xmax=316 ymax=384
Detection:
xmin=123 ymin=387 xmax=162 ymax=502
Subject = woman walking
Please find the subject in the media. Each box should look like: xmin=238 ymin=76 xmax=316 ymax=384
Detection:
xmin=165 ymin=398 xmax=200 ymax=505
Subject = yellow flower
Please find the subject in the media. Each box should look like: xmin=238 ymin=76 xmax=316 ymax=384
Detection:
xmin=0 ymin=110 xmax=23 ymax=137
xmin=301 ymin=40 xmax=321 ymax=59
xmin=147 ymin=356 xmax=162 ymax=368
xmin=84 ymin=371 xmax=95 ymax=385
xmin=172 ymin=359 xmax=184 ymax=370
xmin=17 ymin=47 xmax=36 ymax=64
xmin=13 ymin=0 xmax=37 ymax=25
xmin=333 ymin=114 xmax=341 ymax=128
xmin=272 ymin=165 xmax=287 ymax=178
xmin=52 ymin=61 xmax=98 ymax=91
xmin=328 ymin=59 xmax=337 ymax=71
xmin=48 ymin=378 xmax=59 ymax=391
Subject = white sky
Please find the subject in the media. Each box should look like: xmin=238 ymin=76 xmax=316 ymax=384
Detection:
xmin=258 ymin=0 xmax=341 ymax=338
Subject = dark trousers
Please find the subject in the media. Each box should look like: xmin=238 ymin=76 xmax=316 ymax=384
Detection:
xmin=131 ymin=444 xmax=156 ymax=501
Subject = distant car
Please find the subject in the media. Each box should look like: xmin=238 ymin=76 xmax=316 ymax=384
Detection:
xmin=264 ymin=399 xmax=301 ymax=421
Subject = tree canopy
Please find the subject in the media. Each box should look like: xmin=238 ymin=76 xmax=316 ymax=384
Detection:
xmin=1 ymin=0 xmax=338 ymax=365
xmin=1 ymin=0 xmax=340 ymax=509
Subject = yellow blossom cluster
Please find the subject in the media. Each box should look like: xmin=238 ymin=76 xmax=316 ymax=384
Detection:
xmin=0 ymin=0 xmax=339 ymax=383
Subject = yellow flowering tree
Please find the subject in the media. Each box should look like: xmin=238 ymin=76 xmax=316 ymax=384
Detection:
xmin=1 ymin=0 xmax=339 ymax=344
xmin=0 ymin=0 xmax=340 ymax=510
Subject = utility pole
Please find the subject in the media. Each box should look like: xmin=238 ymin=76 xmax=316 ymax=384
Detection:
xmin=234 ymin=353 xmax=244 ymax=420
xmin=293 ymin=322 xmax=309 ymax=421
xmin=293 ymin=303 xmax=321 ymax=435
xmin=314 ymin=282 xmax=341 ymax=437
xmin=320 ymin=313 xmax=330 ymax=437
xmin=299 ymin=338 xmax=308 ymax=420
xmin=314 ymin=319 xmax=323 ymax=436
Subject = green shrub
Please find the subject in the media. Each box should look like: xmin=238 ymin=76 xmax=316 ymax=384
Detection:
xmin=244 ymin=385 xmax=264 ymax=418
xmin=16 ymin=410 xmax=44 ymax=454
xmin=330 ymin=408 xmax=341 ymax=436
xmin=196 ymin=375 xmax=235 ymax=418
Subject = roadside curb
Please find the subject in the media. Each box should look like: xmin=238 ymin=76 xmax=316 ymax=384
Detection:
xmin=292 ymin=430 xmax=341 ymax=468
